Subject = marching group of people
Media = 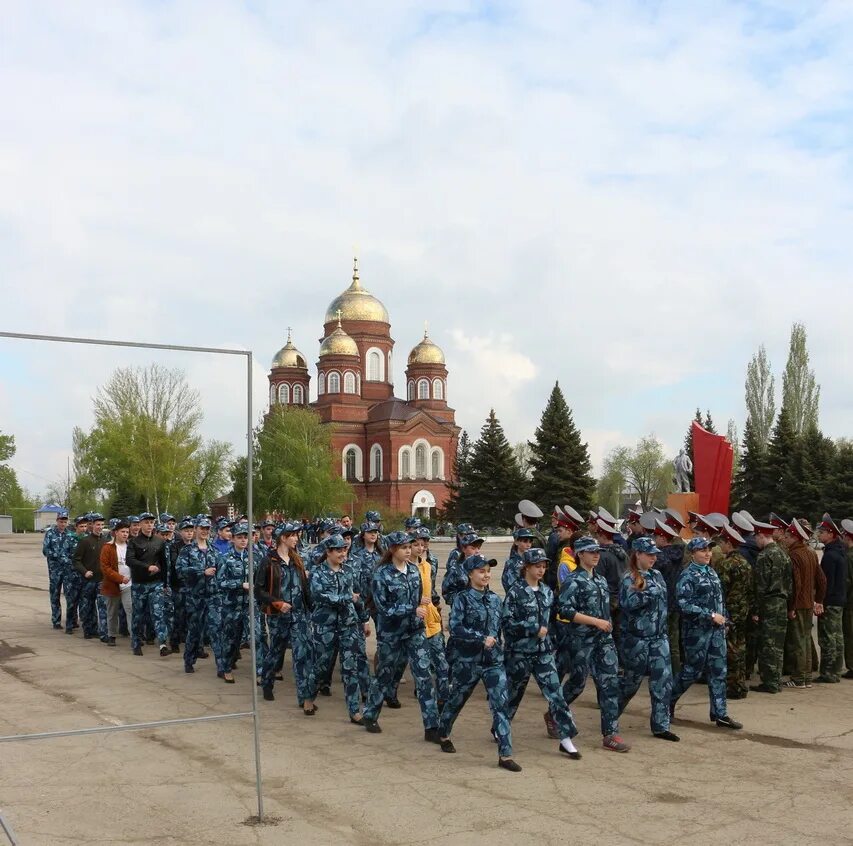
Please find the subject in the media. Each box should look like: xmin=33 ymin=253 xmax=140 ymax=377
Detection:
xmin=40 ymin=498 xmax=853 ymax=773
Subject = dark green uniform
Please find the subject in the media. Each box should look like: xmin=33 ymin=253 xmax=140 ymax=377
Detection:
xmin=716 ymin=550 xmax=753 ymax=698
xmin=844 ymin=545 xmax=853 ymax=675
xmin=753 ymin=541 xmax=792 ymax=692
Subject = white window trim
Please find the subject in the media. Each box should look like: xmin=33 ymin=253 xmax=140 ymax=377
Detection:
xmin=269 ymin=384 xmax=276 ymax=405
xmin=432 ymin=378 xmax=444 ymax=401
xmin=370 ymin=444 xmax=383 ymax=481
xmin=278 ymin=383 xmax=290 ymax=404
xmin=417 ymin=378 xmax=429 ymax=400
xmin=398 ymin=445 xmax=413 ymax=480
xmin=341 ymin=443 xmax=364 ymax=482
xmin=430 ymin=446 xmax=445 ymax=480
xmin=327 ymin=370 xmax=341 ymax=394
xmin=318 ymin=372 xmax=326 ymax=395
xmin=344 ymin=371 xmax=357 ymax=394
xmin=407 ymin=380 xmax=415 ymax=401
xmin=366 ymin=347 xmax=385 ymax=382
xmin=293 ymin=384 xmax=304 ymax=405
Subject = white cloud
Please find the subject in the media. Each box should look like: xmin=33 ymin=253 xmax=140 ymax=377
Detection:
xmin=2 ymin=0 xmax=853 ymax=490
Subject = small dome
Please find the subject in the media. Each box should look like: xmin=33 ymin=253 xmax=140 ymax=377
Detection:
xmin=324 ymin=258 xmax=390 ymax=324
xmin=319 ymin=321 xmax=360 ymax=358
xmin=271 ymin=330 xmax=307 ymax=369
xmin=408 ymin=328 xmax=445 ymax=366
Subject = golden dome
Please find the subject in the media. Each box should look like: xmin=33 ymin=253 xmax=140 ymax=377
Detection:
xmin=319 ymin=320 xmax=360 ymax=358
xmin=324 ymin=258 xmax=390 ymax=324
xmin=408 ymin=327 xmax=445 ymax=366
xmin=271 ymin=330 xmax=307 ymax=369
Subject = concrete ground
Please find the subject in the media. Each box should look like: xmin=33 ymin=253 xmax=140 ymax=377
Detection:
xmin=1 ymin=535 xmax=851 ymax=846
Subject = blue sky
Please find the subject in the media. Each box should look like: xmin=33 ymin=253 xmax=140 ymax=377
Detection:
xmin=1 ymin=0 xmax=852 ymax=496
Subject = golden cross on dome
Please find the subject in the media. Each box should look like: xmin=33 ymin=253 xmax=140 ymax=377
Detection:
xmin=336 ymin=308 xmax=343 ymax=327
xmin=424 ymin=320 xmax=429 ymax=339
xmin=286 ymin=326 xmax=292 ymax=343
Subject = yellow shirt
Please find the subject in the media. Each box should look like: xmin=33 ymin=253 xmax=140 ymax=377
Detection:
xmin=416 ymin=557 xmax=443 ymax=638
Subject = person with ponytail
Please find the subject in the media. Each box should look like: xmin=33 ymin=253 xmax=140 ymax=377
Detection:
xmin=361 ymin=532 xmax=441 ymax=740
xmin=255 ymin=521 xmax=316 ymax=715
xmin=309 ymin=533 xmax=366 ymax=724
xmin=617 ymin=537 xmax=679 ymax=741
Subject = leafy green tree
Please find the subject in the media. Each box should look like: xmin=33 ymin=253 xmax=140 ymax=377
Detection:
xmin=595 ymin=452 xmax=627 ymax=517
xmin=782 ymin=323 xmax=820 ymax=436
xmin=602 ymin=436 xmax=671 ymax=511
xmin=0 ymin=432 xmax=14 ymax=463
xmin=253 ymin=406 xmax=351 ymax=517
xmin=528 ymin=382 xmax=594 ymax=513
xmin=76 ymin=365 xmax=230 ymax=515
xmin=825 ymin=439 xmax=853 ymax=517
xmin=460 ymin=410 xmax=525 ymax=527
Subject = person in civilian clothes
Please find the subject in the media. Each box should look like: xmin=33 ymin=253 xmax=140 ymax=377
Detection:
xmin=99 ymin=520 xmax=133 ymax=646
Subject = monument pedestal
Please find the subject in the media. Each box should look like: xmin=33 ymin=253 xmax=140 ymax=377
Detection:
xmin=667 ymin=492 xmax=700 ymax=540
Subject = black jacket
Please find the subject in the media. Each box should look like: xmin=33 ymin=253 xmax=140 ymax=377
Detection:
xmin=73 ymin=534 xmax=106 ymax=580
xmin=821 ymin=539 xmax=847 ymax=607
xmin=127 ymin=532 xmax=168 ymax=585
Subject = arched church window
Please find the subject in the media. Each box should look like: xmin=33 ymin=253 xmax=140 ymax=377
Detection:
xmin=292 ymin=384 xmax=304 ymax=405
xmin=407 ymin=380 xmax=415 ymax=401
xmin=431 ymin=450 xmax=440 ymax=479
xmin=415 ymin=444 xmax=427 ymax=478
xmin=269 ymin=384 xmax=276 ymax=405
xmin=401 ymin=449 xmax=411 ymax=478
xmin=344 ymin=371 xmax=356 ymax=394
xmin=278 ymin=383 xmax=290 ymax=404
xmin=345 ymin=448 xmax=358 ymax=481
xmin=417 ymin=379 xmax=429 ymax=400
xmin=433 ymin=379 xmax=444 ymax=401
xmin=328 ymin=372 xmax=341 ymax=393
xmin=318 ymin=372 xmax=325 ymax=395
xmin=367 ymin=350 xmax=382 ymax=382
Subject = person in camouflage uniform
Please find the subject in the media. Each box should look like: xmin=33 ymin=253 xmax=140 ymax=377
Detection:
xmin=617 ymin=537 xmax=679 ymax=741
xmin=438 ymin=554 xmax=521 ymax=772
xmin=749 ymin=520 xmax=793 ymax=694
xmin=176 ymin=517 xmax=218 ymax=672
xmin=361 ymin=532 xmax=440 ymax=738
xmin=501 ymin=528 xmax=535 ymax=593
xmin=310 ymin=534 xmax=366 ymax=723
xmin=62 ymin=515 xmax=90 ymax=633
xmin=558 ymin=537 xmax=631 ymax=752
xmin=214 ymin=523 xmax=251 ymax=683
xmin=715 ymin=524 xmax=753 ymax=699
xmin=42 ymin=511 xmax=73 ymax=629
xmin=670 ymin=538 xmax=742 ymax=729
xmin=500 ymin=548 xmax=581 ymax=759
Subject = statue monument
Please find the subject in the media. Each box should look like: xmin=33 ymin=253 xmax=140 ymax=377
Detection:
xmin=674 ymin=448 xmax=693 ymax=494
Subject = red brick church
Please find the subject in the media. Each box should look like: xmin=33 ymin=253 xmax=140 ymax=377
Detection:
xmin=267 ymin=259 xmax=459 ymax=516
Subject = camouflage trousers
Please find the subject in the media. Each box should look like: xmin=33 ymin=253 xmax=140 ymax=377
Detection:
xmin=312 ymin=624 xmax=365 ymax=718
xmin=562 ymin=631 xmax=621 ymax=737
xmin=183 ymin=590 xmax=208 ymax=669
xmin=131 ymin=583 xmax=168 ymax=650
xmin=725 ymin=620 xmax=748 ymax=697
xmin=618 ymin=634 xmax=673 ymax=734
xmin=784 ymin=609 xmax=814 ymax=684
xmin=844 ymin=607 xmax=853 ymax=672
xmin=438 ymin=654 xmax=513 ymax=757
xmin=425 ymin=632 xmax=451 ymax=704
xmin=77 ymin=577 xmax=101 ymax=637
xmin=672 ymin=623 xmax=727 ymax=720
xmin=215 ymin=597 xmax=248 ymax=674
xmin=503 ymin=649 xmax=577 ymax=739
xmin=745 ymin=615 xmax=759 ymax=679
xmin=168 ymin=589 xmax=187 ymax=649
xmin=260 ymin=612 xmax=315 ymax=705
xmin=818 ymin=606 xmax=844 ymax=681
xmin=46 ymin=559 xmax=67 ymax=627
xmin=63 ymin=570 xmax=83 ymax=633
xmin=364 ymin=631 xmax=439 ymax=729
xmin=757 ymin=597 xmax=787 ymax=691
xmin=667 ymin=611 xmax=681 ymax=674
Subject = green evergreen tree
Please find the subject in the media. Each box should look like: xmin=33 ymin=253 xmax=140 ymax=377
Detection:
xmin=444 ymin=430 xmax=471 ymax=522
xmin=787 ymin=425 xmax=836 ymax=520
xmin=528 ymin=382 xmax=595 ymax=512
xmin=703 ymin=410 xmax=717 ymax=434
xmin=460 ymin=410 xmax=524 ymax=527
xmin=761 ymin=406 xmax=798 ymax=517
xmin=733 ymin=416 xmax=768 ymax=513
xmin=109 ymin=488 xmax=139 ymax=520
xmin=825 ymin=439 xmax=853 ymax=517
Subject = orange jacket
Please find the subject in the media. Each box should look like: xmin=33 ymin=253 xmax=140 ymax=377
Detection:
xmin=99 ymin=543 xmax=126 ymax=597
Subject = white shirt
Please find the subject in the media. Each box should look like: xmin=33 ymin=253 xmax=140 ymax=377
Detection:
xmin=116 ymin=543 xmax=131 ymax=591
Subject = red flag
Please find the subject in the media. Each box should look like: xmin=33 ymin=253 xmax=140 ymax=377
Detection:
xmin=691 ymin=421 xmax=734 ymax=515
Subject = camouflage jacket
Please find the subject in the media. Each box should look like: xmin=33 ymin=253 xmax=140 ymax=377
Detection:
xmin=754 ymin=541 xmax=792 ymax=603
xmin=42 ymin=525 xmax=74 ymax=565
xmin=716 ymin=550 xmax=753 ymax=624
xmin=501 ymin=580 xmax=553 ymax=654
xmin=619 ymin=568 xmax=668 ymax=641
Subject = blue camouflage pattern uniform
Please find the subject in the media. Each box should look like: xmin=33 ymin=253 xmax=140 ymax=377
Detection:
xmin=42 ymin=520 xmax=74 ymax=628
xmin=501 ymin=578 xmax=578 ymax=739
xmin=558 ymin=569 xmax=622 ymax=737
xmin=362 ymin=561 xmax=440 ymax=730
xmin=176 ymin=540 xmax=218 ymax=670
xmin=256 ymin=546 xmax=315 ymax=704
xmin=309 ymin=559 xmax=365 ymax=717
xmin=618 ymin=568 xmax=674 ymax=734
xmin=670 ymin=561 xmax=729 ymax=720
xmin=214 ymin=543 xmax=250 ymax=674
xmin=62 ymin=527 xmax=87 ymax=632
xmin=438 ymin=581 xmax=513 ymax=757
xmin=501 ymin=550 xmax=523 ymax=594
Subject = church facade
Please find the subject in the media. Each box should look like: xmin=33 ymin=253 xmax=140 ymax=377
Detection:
xmin=267 ymin=260 xmax=459 ymax=516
